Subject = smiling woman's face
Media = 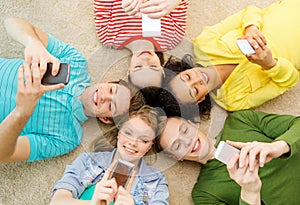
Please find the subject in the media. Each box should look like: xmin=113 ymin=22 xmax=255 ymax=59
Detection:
xmin=169 ymin=68 xmax=209 ymax=104
xmin=159 ymin=117 xmax=212 ymax=163
xmin=128 ymin=51 xmax=164 ymax=88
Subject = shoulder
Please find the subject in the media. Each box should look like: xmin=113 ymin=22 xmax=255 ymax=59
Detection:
xmin=139 ymin=159 xmax=166 ymax=181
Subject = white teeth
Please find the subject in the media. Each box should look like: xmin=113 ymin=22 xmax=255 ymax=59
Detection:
xmin=125 ymin=146 xmax=136 ymax=154
xmin=192 ymin=140 xmax=199 ymax=152
xmin=202 ymin=72 xmax=209 ymax=84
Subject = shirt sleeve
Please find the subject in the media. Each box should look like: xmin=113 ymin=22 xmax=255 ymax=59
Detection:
xmin=148 ymin=174 xmax=169 ymax=205
xmin=51 ymin=153 xmax=94 ymax=198
xmin=193 ymin=6 xmax=263 ymax=66
xmin=229 ymin=110 xmax=300 ymax=157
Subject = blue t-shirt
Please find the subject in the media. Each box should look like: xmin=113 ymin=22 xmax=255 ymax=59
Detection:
xmin=0 ymin=34 xmax=91 ymax=162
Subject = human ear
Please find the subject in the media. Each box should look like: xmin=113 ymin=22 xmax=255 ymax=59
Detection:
xmin=98 ymin=117 xmax=113 ymax=124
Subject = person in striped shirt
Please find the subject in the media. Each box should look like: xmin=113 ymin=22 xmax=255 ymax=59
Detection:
xmin=0 ymin=17 xmax=145 ymax=163
xmin=94 ymin=0 xmax=188 ymax=89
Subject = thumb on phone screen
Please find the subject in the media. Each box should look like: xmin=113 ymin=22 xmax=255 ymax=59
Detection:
xmin=125 ymin=170 xmax=136 ymax=192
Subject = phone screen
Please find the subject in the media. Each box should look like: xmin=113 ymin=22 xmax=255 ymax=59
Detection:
xmin=41 ymin=63 xmax=70 ymax=85
xmin=214 ymin=141 xmax=240 ymax=164
xmin=109 ymin=159 xmax=135 ymax=188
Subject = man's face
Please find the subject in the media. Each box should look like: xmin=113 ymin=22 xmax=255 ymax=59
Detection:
xmin=82 ymin=82 xmax=130 ymax=123
xmin=159 ymin=117 xmax=211 ymax=163
xmin=128 ymin=51 xmax=164 ymax=88
xmin=169 ymin=68 xmax=209 ymax=104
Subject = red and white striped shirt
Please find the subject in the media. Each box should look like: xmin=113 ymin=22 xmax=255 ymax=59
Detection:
xmin=94 ymin=0 xmax=188 ymax=51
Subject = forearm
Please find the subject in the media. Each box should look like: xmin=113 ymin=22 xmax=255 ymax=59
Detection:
xmin=240 ymin=189 xmax=261 ymax=205
xmin=50 ymin=196 xmax=90 ymax=205
xmin=0 ymin=108 xmax=30 ymax=161
xmin=4 ymin=17 xmax=48 ymax=47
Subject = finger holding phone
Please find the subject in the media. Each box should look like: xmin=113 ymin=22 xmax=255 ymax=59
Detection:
xmin=227 ymin=154 xmax=262 ymax=205
xmin=24 ymin=38 xmax=60 ymax=77
xmin=243 ymin=24 xmax=266 ymax=49
xmin=114 ymin=169 xmax=136 ymax=205
xmin=16 ymin=63 xmax=64 ymax=117
xmin=236 ymin=38 xmax=277 ymax=70
xmin=114 ymin=186 xmax=134 ymax=205
xmin=91 ymin=167 xmax=118 ymax=205
xmin=226 ymin=140 xmax=290 ymax=171
xmin=140 ymin=0 xmax=182 ymax=19
xmin=122 ymin=0 xmax=142 ymax=17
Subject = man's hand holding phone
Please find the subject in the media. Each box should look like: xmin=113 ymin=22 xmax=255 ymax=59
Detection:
xmin=16 ymin=63 xmax=64 ymax=117
xmin=24 ymin=38 xmax=61 ymax=77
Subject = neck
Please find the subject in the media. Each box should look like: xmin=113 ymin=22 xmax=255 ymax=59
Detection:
xmin=199 ymin=137 xmax=217 ymax=164
xmin=125 ymin=39 xmax=155 ymax=54
xmin=114 ymin=150 xmax=141 ymax=167
xmin=214 ymin=64 xmax=236 ymax=83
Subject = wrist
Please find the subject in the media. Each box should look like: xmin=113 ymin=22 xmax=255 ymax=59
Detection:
xmin=262 ymin=58 xmax=277 ymax=70
xmin=14 ymin=106 xmax=35 ymax=119
xmin=274 ymin=140 xmax=290 ymax=156
xmin=241 ymin=188 xmax=261 ymax=205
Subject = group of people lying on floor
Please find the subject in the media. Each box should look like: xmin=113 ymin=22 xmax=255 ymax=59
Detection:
xmin=1 ymin=0 xmax=300 ymax=204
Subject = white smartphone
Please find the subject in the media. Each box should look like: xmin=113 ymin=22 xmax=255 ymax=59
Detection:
xmin=236 ymin=39 xmax=255 ymax=55
xmin=142 ymin=13 xmax=161 ymax=37
xmin=214 ymin=141 xmax=240 ymax=164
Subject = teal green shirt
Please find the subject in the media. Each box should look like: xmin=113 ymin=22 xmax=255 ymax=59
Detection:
xmin=192 ymin=110 xmax=300 ymax=204
xmin=0 ymin=34 xmax=90 ymax=161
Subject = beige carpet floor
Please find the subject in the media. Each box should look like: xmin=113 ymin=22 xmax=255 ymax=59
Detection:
xmin=2 ymin=0 xmax=300 ymax=204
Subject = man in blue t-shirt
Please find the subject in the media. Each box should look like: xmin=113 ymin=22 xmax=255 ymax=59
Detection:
xmin=0 ymin=17 xmax=145 ymax=163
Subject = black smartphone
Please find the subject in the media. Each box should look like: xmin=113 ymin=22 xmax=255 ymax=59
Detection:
xmin=109 ymin=159 xmax=135 ymax=188
xmin=41 ymin=63 xmax=70 ymax=85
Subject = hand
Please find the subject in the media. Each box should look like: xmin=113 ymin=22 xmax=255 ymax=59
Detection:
xmin=114 ymin=186 xmax=134 ymax=205
xmin=226 ymin=140 xmax=290 ymax=171
xmin=227 ymin=154 xmax=262 ymax=204
xmin=91 ymin=169 xmax=118 ymax=205
xmin=24 ymin=38 xmax=60 ymax=77
xmin=15 ymin=63 xmax=64 ymax=117
xmin=245 ymin=45 xmax=277 ymax=70
xmin=243 ymin=25 xmax=266 ymax=50
xmin=122 ymin=0 xmax=142 ymax=17
xmin=140 ymin=0 xmax=181 ymax=18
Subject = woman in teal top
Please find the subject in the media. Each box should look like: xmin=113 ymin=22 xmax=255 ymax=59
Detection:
xmin=156 ymin=110 xmax=300 ymax=204
xmin=51 ymin=105 xmax=169 ymax=205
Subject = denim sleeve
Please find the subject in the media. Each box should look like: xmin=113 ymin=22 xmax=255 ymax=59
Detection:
xmin=51 ymin=153 xmax=90 ymax=198
xmin=149 ymin=174 xmax=169 ymax=205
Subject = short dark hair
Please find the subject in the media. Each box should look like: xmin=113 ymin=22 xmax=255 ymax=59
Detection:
xmin=98 ymin=79 xmax=146 ymax=124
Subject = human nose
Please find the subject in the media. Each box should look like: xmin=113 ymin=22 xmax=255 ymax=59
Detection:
xmin=180 ymin=136 xmax=193 ymax=149
xmin=127 ymin=136 xmax=138 ymax=146
xmin=99 ymin=90 xmax=113 ymax=103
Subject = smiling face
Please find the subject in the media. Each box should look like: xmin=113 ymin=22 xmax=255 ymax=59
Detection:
xmin=169 ymin=67 xmax=209 ymax=104
xmin=117 ymin=116 xmax=155 ymax=163
xmin=81 ymin=82 xmax=131 ymax=123
xmin=128 ymin=51 xmax=164 ymax=88
xmin=159 ymin=117 xmax=213 ymax=163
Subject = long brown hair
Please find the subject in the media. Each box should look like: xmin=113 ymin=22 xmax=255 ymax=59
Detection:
xmin=91 ymin=105 xmax=166 ymax=157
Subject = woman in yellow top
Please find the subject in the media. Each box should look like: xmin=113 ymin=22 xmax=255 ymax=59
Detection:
xmin=165 ymin=0 xmax=300 ymax=111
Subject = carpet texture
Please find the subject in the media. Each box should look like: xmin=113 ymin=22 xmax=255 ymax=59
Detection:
xmin=1 ymin=0 xmax=299 ymax=204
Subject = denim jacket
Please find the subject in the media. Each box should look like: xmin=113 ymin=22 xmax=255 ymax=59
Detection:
xmin=51 ymin=149 xmax=169 ymax=204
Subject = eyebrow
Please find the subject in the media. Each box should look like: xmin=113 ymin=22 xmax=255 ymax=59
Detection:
xmin=179 ymin=75 xmax=194 ymax=99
